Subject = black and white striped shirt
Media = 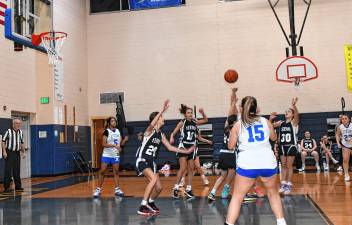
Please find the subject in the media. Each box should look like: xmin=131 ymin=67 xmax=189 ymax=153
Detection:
xmin=2 ymin=129 xmax=24 ymax=151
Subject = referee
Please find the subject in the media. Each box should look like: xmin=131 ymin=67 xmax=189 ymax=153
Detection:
xmin=1 ymin=118 xmax=25 ymax=192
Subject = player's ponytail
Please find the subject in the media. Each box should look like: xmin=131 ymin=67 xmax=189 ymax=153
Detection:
xmin=241 ymin=96 xmax=259 ymax=127
xmin=179 ymin=104 xmax=191 ymax=115
xmin=224 ymin=114 xmax=237 ymax=132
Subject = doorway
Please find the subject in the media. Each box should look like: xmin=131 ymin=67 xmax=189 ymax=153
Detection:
xmin=92 ymin=119 xmax=105 ymax=169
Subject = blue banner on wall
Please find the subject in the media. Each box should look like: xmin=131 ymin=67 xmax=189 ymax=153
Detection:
xmin=130 ymin=0 xmax=182 ymax=10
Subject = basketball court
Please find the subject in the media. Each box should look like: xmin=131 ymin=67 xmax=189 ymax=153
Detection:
xmin=0 ymin=171 xmax=344 ymax=225
xmin=0 ymin=0 xmax=351 ymax=224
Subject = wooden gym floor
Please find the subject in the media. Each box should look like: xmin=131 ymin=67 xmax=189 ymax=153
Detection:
xmin=0 ymin=170 xmax=350 ymax=225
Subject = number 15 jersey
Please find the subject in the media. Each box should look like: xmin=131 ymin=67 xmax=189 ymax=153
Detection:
xmin=237 ymin=117 xmax=277 ymax=170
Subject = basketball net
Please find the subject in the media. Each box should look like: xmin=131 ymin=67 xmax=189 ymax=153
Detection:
xmin=32 ymin=31 xmax=67 ymax=65
xmin=294 ymin=78 xmax=300 ymax=86
xmin=294 ymin=78 xmax=301 ymax=91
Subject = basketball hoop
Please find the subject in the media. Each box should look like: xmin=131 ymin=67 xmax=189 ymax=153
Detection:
xmin=276 ymin=56 xmax=318 ymax=87
xmin=32 ymin=31 xmax=67 ymax=65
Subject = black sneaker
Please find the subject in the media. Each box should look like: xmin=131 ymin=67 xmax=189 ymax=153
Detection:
xmin=172 ymin=189 xmax=179 ymax=199
xmin=137 ymin=205 xmax=153 ymax=216
xmin=185 ymin=189 xmax=195 ymax=199
xmin=148 ymin=202 xmax=160 ymax=212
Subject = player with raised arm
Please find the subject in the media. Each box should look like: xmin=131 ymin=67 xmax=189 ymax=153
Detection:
xmin=136 ymin=100 xmax=195 ymax=215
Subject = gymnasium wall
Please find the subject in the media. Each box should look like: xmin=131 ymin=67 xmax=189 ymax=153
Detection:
xmin=30 ymin=0 xmax=90 ymax=176
xmin=0 ymin=28 xmax=36 ymax=119
xmin=53 ymin=0 xmax=89 ymax=126
xmin=0 ymin=0 xmax=90 ymax=178
xmin=87 ymin=0 xmax=352 ymax=122
xmin=31 ymin=125 xmax=91 ymax=176
xmin=0 ymin=0 xmax=88 ymax=125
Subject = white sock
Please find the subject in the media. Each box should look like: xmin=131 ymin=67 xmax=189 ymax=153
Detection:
xmin=174 ymin=184 xmax=179 ymax=190
xmin=287 ymin=182 xmax=292 ymax=186
xmin=149 ymin=199 xmax=154 ymax=203
xmin=141 ymin=200 xmax=148 ymax=206
xmin=96 ymin=187 xmax=101 ymax=191
xmin=225 ymin=222 xmax=235 ymax=225
xmin=281 ymin=181 xmax=287 ymax=185
xmin=277 ymin=218 xmax=287 ymax=225
xmin=186 ymin=185 xmax=192 ymax=191
xmin=211 ymin=188 xmax=216 ymax=195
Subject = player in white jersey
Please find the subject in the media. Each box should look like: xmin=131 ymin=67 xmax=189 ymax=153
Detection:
xmin=224 ymin=96 xmax=286 ymax=225
xmin=335 ymin=114 xmax=352 ymax=181
xmin=93 ymin=117 xmax=124 ymax=198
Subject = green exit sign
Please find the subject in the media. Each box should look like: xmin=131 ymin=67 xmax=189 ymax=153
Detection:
xmin=40 ymin=97 xmax=49 ymax=104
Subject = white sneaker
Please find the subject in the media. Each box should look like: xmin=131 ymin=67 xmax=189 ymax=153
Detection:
xmin=337 ymin=166 xmax=343 ymax=171
xmin=316 ymin=164 xmax=321 ymax=172
xmin=345 ymin=174 xmax=350 ymax=181
xmin=201 ymin=175 xmax=209 ymax=185
xmin=332 ymin=159 xmax=339 ymax=164
xmin=115 ymin=187 xmax=124 ymax=197
xmin=277 ymin=218 xmax=287 ymax=225
xmin=93 ymin=188 xmax=101 ymax=198
xmin=324 ymin=165 xmax=329 ymax=171
xmin=283 ymin=184 xmax=291 ymax=195
xmin=203 ymin=162 xmax=213 ymax=169
xmin=160 ymin=164 xmax=170 ymax=171
xmin=279 ymin=183 xmax=286 ymax=193
xmin=298 ymin=165 xmax=305 ymax=172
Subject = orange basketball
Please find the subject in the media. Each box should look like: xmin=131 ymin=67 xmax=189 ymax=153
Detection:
xmin=224 ymin=69 xmax=238 ymax=83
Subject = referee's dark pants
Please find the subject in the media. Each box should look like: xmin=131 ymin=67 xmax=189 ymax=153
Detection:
xmin=4 ymin=150 xmax=22 ymax=190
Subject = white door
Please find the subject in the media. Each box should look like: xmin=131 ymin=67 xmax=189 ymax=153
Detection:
xmin=12 ymin=115 xmax=31 ymax=179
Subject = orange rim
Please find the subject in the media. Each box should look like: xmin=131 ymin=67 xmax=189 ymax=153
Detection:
xmin=31 ymin=31 xmax=68 ymax=46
